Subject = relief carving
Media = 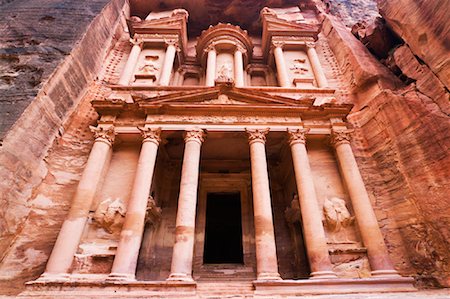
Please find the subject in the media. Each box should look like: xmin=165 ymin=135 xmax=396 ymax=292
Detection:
xmin=323 ymin=197 xmax=355 ymax=243
xmin=290 ymin=58 xmax=309 ymax=75
xmin=93 ymin=198 xmax=127 ymax=234
xmin=217 ymin=62 xmax=233 ymax=80
xmin=138 ymin=55 xmax=159 ymax=76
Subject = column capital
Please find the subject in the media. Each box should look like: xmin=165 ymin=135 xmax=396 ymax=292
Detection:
xmin=130 ymin=38 xmax=143 ymax=47
xmin=271 ymin=41 xmax=285 ymax=49
xmin=306 ymin=42 xmax=316 ymax=49
xmin=184 ymin=129 xmax=206 ymax=144
xmin=246 ymin=128 xmax=270 ymax=144
xmin=138 ymin=127 xmax=161 ymax=145
xmin=165 ymin=38 xmax=180 ymax=50
xmin=235 ymin=44 xmax=247 ymax=54
xmin=90 ymin=126 xmax=116 ymax=146
xmin=204 ymin=43 xmax=217 ymax=53
xmin=330 ymin=129 xmax=354 ymax=147
xmin=287 ymin=128 xmax=310 ymax=146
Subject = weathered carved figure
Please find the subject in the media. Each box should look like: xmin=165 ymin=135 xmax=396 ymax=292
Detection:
xmin=93 ymin=198 xmax=127 ymax=234
xmin=323 ymin=197 xmax=354 ymax=242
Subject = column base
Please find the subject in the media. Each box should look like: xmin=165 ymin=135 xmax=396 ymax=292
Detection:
xmin=257 ymin=272 xmax=282 ymax=281
xmin=371 ymin=269 xmax=401 ymax=277
xmin=106 ymin=272 xmax=136 ymax=282
xmin=166 ymin=273 xmax=194 ymax=282
xmin=36 ymin=272 xmax=70 ymax=282
xmin=310 ymin=270 xmax=338 ymax=279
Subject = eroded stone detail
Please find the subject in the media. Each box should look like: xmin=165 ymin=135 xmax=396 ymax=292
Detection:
xmin=93 ymin=198 xmax=127 ymax=234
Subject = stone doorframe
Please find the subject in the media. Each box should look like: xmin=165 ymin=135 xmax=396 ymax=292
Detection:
xmin=193 ymin=173 xmax=256 ymax=279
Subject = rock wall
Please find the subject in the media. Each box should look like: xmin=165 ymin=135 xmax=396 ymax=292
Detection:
xmin=0 ymin=0 xmax=128 ymax=295
xmin=320 ymin=0 xmax=450 ymax=287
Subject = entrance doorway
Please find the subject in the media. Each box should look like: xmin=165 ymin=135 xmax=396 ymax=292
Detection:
xmin=203 ymin=192 xmax=244 ymax=264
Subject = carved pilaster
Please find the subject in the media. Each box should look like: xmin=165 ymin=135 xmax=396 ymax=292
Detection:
xmin=246 ymin=128 xmax=270 ymax=144
xmin=330 ymin=129 xmax=354 ymax=147
xmin=90 ymin=126 xmax=116 ymax=146
xmin=287 ymin=128 xmax=310 ymax=146
xmin=138 ymin=127 xmax=161 ymax=145
xmin=184 ymin=129 xmax=206 ymax=144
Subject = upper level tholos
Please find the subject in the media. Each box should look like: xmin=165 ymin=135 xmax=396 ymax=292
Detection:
xmin=113 ymin=6 xmax=340 ymax=92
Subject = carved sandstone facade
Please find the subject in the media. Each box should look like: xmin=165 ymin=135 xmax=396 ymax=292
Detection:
xmin=13 ymin=3 xmax=439 ymax=298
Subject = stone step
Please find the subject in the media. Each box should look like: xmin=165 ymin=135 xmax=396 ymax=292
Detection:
xmin=196 ymin=281 xmax=255 ymax=297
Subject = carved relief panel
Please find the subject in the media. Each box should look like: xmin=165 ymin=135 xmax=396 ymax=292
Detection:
xmin=133 ymin=48 xmax=165 ymax=85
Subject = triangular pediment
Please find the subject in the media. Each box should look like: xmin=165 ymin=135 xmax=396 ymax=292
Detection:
xmin=264 ymin=15 xmax=320 ymax=33
xmin=134 ymin=84 xmax=313 ymax=108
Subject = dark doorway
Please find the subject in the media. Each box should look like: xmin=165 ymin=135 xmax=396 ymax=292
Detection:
xmin=203 ymin=192 xmax=244 ymax=264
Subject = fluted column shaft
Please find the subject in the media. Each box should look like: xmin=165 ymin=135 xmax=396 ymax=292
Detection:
xmin=272 ymin=42 xmax=290 ymax=87
xmin=108 ymin=128 xmax=161 ymax=281
xmin=119 ymin=40 xmax=142 ymax=85
xmin=168 ymin=129 xmax=205 ymax=281
xmin=246 ymin=129 xmax=281 ymax=280
xmin=288 ymin=129 xmax=336 ymax=279
xmin=205 ymin=46 xmax=217 ymax=86
xmin=159 ymin=41 xmax=178 ymax=86
xmin=234 ymin=47 xmax=245 ymax=87
xmin=332 ymin=130 xmax=398 ymax=277
xmin=40 ymin=126 xmax=115 ymax=280
xmin=306 ymin=43 xmax=328 ymax=88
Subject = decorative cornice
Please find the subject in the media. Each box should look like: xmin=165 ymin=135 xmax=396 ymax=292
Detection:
xmin=330 ymin=129 xmax=354 ymax=147
xmin=246 ymin=128 xmax=270 ymax=144
xmin=138 ymin=127 xmax=161 ymax=145
xmin=287 ymin=128 xmax=310 ymax=145
xmin=90 ymin=126 xmax=116 ymax=146
xmin=184 ymin=128 xmax=206 ymax=144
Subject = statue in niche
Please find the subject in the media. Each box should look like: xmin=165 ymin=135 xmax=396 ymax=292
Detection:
xmin=93 ymin=198 xmax=127 ymax=234
xmin=323 ymin=197 xmax=355 ymax=243
xmin=217 ymin=62 xmax=233 ymax=80
xmin=138 ymin=55 xmax=159 ymax=75
xmin=290 ymin=58 xmax=309 ymax=75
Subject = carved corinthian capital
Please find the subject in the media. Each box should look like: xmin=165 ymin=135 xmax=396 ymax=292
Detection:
xmin=246 ymin=128 xmax=270 ymax=144
xmin=138 ymin=127 xmax=161 ymax=145
xmin=287 ymin=128 xmax=310 ymax=146
xmin=90 ymin=126 xmax=116 ymax=146
xmin=330 ymin=129 xmax=354 ymax=147
xmin=184 ymin=128 xmax=206 ymax=144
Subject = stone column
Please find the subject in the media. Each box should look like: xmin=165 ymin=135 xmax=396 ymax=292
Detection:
xmin=331 ymin=130 xmax=399 ymax=277
xmin=108 ymin=128 xmax=161 ymax=281
xmin=159 ymin=39 xmax=178 ymax=86
xmin=272 ymin=41 xmax=290 ymax=87
xmin=168 ymin=129 xmax=205 ymax=281
xmin=39 ymin=126 xmax=115 ymax=281
xmin=246 ymin=128 xmax=281 ymax=280
xmin=306 ymin=42 xmax=328 ymax=88
xmin=205 ymin=44 xmax=217 ymax=86
xmin=234 ymin=45 xmax=245 ymax=87
xmin=287 ymin=129 xmax=337 ymax=279
xmin=118 ymin=39 xmax=143 ymax=85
